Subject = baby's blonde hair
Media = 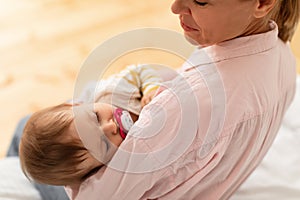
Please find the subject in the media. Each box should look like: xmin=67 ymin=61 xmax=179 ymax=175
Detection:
xmin=19 ymin=103 xmax=91 ymax=186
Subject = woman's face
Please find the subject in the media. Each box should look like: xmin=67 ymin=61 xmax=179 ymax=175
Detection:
xmin=171 ymin=0 xmax=260 ymax=46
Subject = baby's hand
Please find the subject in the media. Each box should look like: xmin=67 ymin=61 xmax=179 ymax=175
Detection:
xmin=141 ymin=89 xmax=158 ymax=108
xmin=141 ymin=86 xmax=165 ymax=108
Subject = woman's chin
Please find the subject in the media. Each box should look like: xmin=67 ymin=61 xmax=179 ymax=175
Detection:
xmin=185 ymin=35 xmax=214 ymax=47
xmin=183 ymin=32 xmax=207 ymax=46
xmin=184 ymin=34 xmax=200 ymax=46
xmin=183 ymin=31 xmax=214 ymax=47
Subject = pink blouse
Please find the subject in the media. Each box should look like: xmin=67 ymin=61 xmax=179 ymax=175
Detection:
xmin=67 ymin=21 xmax=297 ymax=200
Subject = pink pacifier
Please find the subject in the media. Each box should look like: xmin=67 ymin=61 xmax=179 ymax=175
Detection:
xmin=113 ymin=108 xmax=134 ymax=139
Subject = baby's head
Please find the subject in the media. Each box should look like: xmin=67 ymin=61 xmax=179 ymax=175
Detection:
xmin=19 ymin=102 xmax=124 ymax=187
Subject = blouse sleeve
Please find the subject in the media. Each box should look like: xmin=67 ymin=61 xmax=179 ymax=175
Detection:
xmin=72 ymin=74 xmax=202 ymax=200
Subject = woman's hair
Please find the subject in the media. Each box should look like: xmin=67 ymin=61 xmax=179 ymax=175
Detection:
xmin=19 ymin=103 xmax=91 ymax=186
xmin=267 ymin=0 xmax=300 ymax=42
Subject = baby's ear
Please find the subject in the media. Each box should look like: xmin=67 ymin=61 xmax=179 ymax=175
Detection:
xmin=253 ymin=0 xmax=276 ymax=18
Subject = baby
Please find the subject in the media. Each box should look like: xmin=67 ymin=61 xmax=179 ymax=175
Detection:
xmin=19 ymin=64 xmax=167 ymax=188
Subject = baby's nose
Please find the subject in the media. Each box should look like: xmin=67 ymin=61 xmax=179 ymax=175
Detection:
xmin=102 ymin=119 xmax=117 ymax=134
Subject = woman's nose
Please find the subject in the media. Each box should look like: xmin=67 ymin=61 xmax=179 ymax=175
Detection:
xmin=171 ymin=0 xmax=191 ymax=15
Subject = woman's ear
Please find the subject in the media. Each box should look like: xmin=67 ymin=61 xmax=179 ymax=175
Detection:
xmin=253 ymin=0 xmax=277 ymax=18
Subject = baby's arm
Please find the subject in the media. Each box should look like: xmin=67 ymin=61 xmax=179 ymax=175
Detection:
xmin=134 ymin=65 xmax=163 ymax=107
xmin=114 ymin=64 xmax=163 ymax=107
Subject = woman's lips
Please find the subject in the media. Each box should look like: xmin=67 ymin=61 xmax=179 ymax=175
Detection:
xmin=180 ymin=21 xmax=198 ymax=32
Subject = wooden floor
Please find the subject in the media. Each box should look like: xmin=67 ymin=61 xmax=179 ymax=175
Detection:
xmin=0 ymin=0 xmax=299 ymax=158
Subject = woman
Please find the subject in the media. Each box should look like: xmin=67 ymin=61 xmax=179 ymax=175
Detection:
xmin=68 ymin=0 xmax=299 ymax=199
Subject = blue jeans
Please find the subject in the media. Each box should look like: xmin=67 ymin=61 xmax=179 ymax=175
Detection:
xmin=7 ymin=116 xmax=69 ymax=200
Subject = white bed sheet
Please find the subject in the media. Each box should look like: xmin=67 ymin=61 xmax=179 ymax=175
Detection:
xmin=232 ymin=76 xmax=300 ymax=199
xmin=0 ymin=157 xmax=42 ymax=200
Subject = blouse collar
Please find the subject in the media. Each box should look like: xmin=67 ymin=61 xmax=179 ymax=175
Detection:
xmin=182 ymin=21 xmax=279 ymax=70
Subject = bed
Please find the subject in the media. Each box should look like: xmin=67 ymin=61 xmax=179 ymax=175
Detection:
xmin=0 ymin=76 xmax=299 ymax=200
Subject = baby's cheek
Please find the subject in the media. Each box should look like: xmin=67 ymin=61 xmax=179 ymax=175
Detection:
xmin=109 ymin=134 xmax=123 ymax=147
xmin=115 ymin=136 xmax=124 ymax=147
